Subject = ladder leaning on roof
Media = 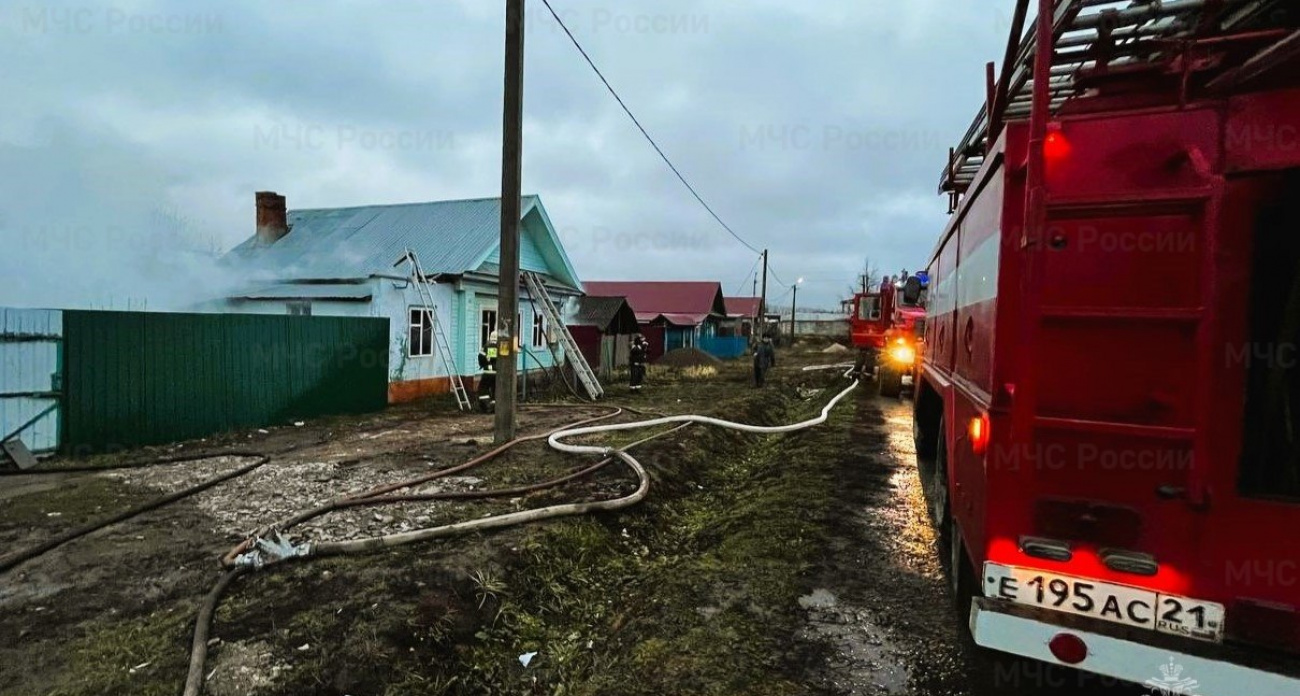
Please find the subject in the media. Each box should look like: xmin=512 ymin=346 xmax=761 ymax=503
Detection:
xmin=522 ymin=271 xmax=603 ymax=400
xmin=395 ymin=249 xmax=473 ymax=411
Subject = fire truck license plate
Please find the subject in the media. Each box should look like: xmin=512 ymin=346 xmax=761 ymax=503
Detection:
xmin=983 ymin=563 xmax=1225 ymax=643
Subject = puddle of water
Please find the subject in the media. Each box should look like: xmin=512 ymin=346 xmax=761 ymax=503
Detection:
xmin=799 ymin=600 xmax=912 ymax=694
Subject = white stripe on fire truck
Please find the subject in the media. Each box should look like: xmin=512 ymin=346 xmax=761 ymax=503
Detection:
xmin=928 ymin=233 xmax=1001 ymax=318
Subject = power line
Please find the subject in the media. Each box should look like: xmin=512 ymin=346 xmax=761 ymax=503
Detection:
xmin=734 ymin=253 xmax=762 ymax=295
xmin=540 ymin=0 xmax=763 ymax=256
xmin=767 ymin=264 xmax=789 ymax=288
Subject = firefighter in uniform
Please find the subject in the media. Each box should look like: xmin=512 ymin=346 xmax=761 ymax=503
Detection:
xmin=629 ymin=335 xmax=648 ymax=391
xmin=477 ymin=332 xmax=499 ymax=413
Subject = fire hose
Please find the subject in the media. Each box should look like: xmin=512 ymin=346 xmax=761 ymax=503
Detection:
xmin=183 ymin=367 xmax=859 ymax=695
xmin=0 ymin=453 xmax=271 ymax=574
xmin=0 ymin=434 xmax=344 ymax=574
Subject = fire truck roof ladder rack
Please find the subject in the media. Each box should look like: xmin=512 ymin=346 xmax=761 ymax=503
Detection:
xmin=939 ymin=0 xmax=1294 ymax=196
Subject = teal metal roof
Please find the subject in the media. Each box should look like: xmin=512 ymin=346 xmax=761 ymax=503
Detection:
xmin=226 ymin=195 xmax=582 ymax=289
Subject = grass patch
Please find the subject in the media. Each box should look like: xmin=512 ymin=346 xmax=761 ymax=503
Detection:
xmin=44 ymin=604 xmax=194 ymax=696
xmin=2 ymin=475 xmax=141 ymax=527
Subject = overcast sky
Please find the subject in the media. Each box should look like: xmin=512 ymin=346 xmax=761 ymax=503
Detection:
xmin=0 ymin=0 xmax=1013 ymax=311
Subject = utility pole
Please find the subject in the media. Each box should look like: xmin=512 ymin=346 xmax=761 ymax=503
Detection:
xmin=759 ymin=249 xmax=768 ymax=338
xmin=494 ymin=0 xmax=525 ymax=445
xmin=790 ymin=281 xmax=799 ymax=343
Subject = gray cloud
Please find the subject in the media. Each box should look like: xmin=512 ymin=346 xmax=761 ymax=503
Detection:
xmin=1 ymin=0 xmax=1009 ymax=310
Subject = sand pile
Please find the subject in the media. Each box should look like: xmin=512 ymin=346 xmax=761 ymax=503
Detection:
xmin=656 ymin=346 xmax=725 ymax=368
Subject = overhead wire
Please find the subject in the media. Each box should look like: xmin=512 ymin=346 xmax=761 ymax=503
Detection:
xmin=539 ymin=0 xmax=764 ymax=257
xmin=734 ymin=253 xmax=762 ymax=295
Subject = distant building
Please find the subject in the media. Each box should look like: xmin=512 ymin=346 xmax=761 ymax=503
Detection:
xmin=566 ymin=296 xmax=639 ymax=376
xmin=582 ymin=281 xmax=747 ymax=359
xmin=223 ymin=192 xmax=584 ymax=403
xmin=723 ymin=296 xmax=763 ymax=338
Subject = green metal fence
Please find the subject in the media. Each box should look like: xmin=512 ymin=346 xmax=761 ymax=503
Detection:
xmin=61 ymin=310 xmax=389 ymax=453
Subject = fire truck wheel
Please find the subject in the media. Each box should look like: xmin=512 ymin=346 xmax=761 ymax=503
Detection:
xmin=949 ymin=515 xmax=978 ymax=623
xmin=913 ymin=398 xmax=937 ymax=463
xmin=856 ymin=351 xmax=877 ymax=380
xmin=931 ymin=416 xmax=950 ymax=532
xmin=878 ymin=365 xmax=903 ymax=398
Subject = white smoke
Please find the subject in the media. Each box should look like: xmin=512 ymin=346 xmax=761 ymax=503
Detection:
xmin=0 ymin=120 xmax=267 ymax=312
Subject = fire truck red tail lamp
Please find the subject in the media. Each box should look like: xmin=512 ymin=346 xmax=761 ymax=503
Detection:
xmin=1044 ymin=124 xmax=1072 ymax=160
xmin=969 ymin=413 xmax=990 ymax=455
xmin=1048 ymin=632 xmax=1089 ymax=665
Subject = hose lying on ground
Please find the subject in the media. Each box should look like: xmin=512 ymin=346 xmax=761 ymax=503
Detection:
xmin=184 ymin=369 xmax=858 ymax=695
xmin=0 ymin=433 xmax=349 ymax=574
xmin=0 ymin=434 xmax=334 ymax=477
xmin=186 ymin=410 xmax=674 ymax=696
xmin=0 ymin=454 xmax=271 ymax=574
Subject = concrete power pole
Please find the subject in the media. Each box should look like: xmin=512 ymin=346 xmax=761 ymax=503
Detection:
xmin=790 ymin=282 xmax=798 ymax=342
xmin=759 ymin=249 xmax=768 ymax=337
xmin=495 ymin=0 xmax=525 ymax=445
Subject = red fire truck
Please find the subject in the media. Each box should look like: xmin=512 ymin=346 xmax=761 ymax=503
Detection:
xmin=851 ymin=274 xmax=929 ymax=397
xmin=915 ymin=1 xmax=1300 ymax=692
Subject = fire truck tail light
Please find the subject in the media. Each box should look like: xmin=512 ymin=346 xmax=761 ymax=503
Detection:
xmin=1100 ymin=548 xmax=1158 ymax=577
xmin=1048 ymin=633 xmax=1088 ymax=665
xmin=1020 ymin=536 xmax=1073 ymax=562
xmin=1045 ymin=126 xmax=1071 ymax=160
xmin=969 ymin=414 xmax=990 ymax=455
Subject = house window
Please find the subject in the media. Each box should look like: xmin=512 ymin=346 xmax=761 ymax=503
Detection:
xmin=409 ymin=308 xmax=434 ymax=357
xmin=480 ymin=308 xmax=498 ymax=350
xmin=480 ymin=308 xmax=523 ymax=350
xmin=287 ymin=302 xmax=312 ymax=316
xmin=532 ymin=311 xmax=546 ymax=348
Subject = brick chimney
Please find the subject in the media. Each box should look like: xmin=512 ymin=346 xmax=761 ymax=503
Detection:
xmin=255 ymin=191 xmax=288 ymax=245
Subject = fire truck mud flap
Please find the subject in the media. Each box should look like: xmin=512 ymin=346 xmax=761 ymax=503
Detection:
xmin=970 ymin=597 xmax=1300 ymax=695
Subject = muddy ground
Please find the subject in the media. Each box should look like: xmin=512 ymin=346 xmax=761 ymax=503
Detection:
xmin=1 ymin=348 xmax=1149 ymax=695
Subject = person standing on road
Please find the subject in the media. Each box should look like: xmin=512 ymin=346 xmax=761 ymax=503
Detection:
xmin=477 ymin=332 xmax=499 ymax=413
xmin=629 ymin=334 xmax=648 ymax=392
xmin=754 ymin=336 xmax=776 ymax=387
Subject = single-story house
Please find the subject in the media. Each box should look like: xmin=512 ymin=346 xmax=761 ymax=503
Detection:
xmin=566 ymin=296 xmax=639 ymax=376
xmin=723 ymin=296 xmax=763 ymax=338
xmin=224 ymin=191 xmax=584 ymax=403
xmin=583 ymin=281 xmax=743 ymax=359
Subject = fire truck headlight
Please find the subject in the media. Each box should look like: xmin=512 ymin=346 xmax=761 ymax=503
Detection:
xmin=889 ymin=345 xmax=916 ymax=365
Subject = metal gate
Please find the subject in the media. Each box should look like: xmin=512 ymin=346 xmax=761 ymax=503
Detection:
xmin=0 ymin=308 xmax=62 ymax=453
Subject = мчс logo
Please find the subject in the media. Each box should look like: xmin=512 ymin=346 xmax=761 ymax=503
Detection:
xmin=1144 ymin=658 xmax=1201 ymax=696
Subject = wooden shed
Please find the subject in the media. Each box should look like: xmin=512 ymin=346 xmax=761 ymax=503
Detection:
xmin=566 ymin=296 xmax=640 ymax=376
